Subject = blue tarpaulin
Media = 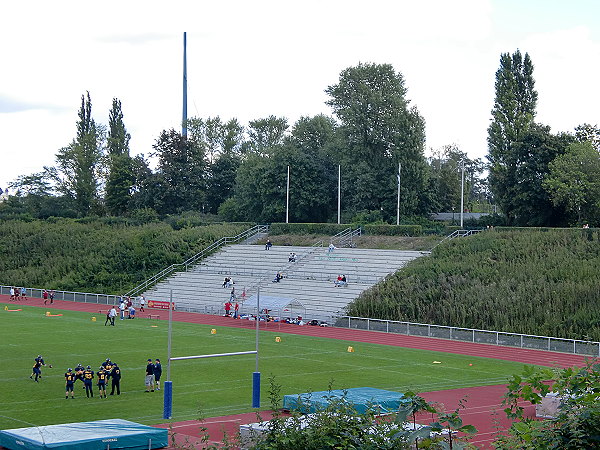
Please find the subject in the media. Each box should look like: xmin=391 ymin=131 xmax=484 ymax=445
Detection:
xmin=283 ymin=387 xmax=408 ymax=414
xmin=0 ymin=419 xmax=167 ymax=450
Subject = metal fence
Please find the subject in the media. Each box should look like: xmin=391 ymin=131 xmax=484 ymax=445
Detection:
xmin=1 ymin=285 xmax=121 ymax=306
xmin=4 ymin=283 xmax=598 ymax=357
xmin=335 ymin=316 xmax=600 ymax=357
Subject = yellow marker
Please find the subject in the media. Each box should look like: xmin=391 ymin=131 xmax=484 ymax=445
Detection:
xmin=275 ymin=337 xmax=281 ymax=342
xmin=433 ymin=361 xmax=442 ymax=364
xmin=4 ymin=306 xmax=7 ymax=310
xmin=347 ymin=346 xmax=354 ymax=353
xmin=211 ymin=329 xmax=217 ymax=335
xmin=46 ymin=311 xmax=50 ymax=317
xmin=91 ymin=317 xmax=97 ymax=322
xmin=151 ymin=325 xmax=158 ymax=328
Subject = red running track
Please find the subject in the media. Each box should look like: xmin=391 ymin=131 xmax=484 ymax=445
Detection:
xmin=3 ymin=296 xmax=593 ymax=448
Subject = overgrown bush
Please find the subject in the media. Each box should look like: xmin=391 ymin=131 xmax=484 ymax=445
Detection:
xmin=0 ymin=218 xmax=248 ymax=294
xmin=347 ymin=228 xmax=600 ymax=340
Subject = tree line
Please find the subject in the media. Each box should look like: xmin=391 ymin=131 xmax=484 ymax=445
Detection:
xmin=3 ymin=57 xmax=599 ymax=226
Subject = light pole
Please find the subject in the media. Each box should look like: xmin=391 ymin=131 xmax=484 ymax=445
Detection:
xmin=460 ymin=159 xmax=465 ymax=228
xmin=337 ymin=165 xmax=341 ymax=225
xmin=396 ymin=163 xmax=401 ymax=226
xmin=286 ymin=165 xmax=290 ymax=224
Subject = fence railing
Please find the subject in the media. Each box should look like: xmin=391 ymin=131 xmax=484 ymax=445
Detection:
xmin=0 ymin=285 xmax=122 ymax=306
xmin=125 ymin=224 xmax=269 ymax=297
xmin=4 ymin=283 xmax=596 ymax=356
xmin=335 ymin=316 xmax=600 ymax=356
xmin=431 ymin=228 xmax=484 ymax=250
xmin=330 ymin=227 xmax=362 ymax=248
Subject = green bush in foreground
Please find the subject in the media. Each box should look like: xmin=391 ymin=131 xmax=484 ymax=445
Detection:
xmin=495 ymin=360 xmax=600 ymax=449
xmin=246 ymin=378 xmax=476 ymax=450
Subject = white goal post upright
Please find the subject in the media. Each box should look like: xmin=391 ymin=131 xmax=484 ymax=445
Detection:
xmin=162 ymin=288 xmax=261 ymax=420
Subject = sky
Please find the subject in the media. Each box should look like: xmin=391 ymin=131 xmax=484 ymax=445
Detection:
xmin=1 ymin=0 xmax=599 ymax=190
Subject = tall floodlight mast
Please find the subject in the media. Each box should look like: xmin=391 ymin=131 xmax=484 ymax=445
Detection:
xmin=182 ymin=32 xmax=188 ymax=137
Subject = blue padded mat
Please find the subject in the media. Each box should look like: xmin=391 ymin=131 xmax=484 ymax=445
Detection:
xmin=283 ymin=387 xmax=408 ymax=414
xmin=0 ymin=418 xmax=167 ymax=450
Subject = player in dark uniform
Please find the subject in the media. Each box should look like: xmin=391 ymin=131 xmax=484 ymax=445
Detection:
xmin=65 ymin=368 xmax=76 ymax=399
xmin=30 ymin=355 xmax=45 ymax=382
xmin=83 ymin=365 xmax=94 ymax=398
xmin=153 ymin=359 xmax=162 ymax=391
xmin=109 ymin=363 xmax=121 ymax=395
xmin=74 ymin=364 xmax=85 ymax=389
xmin=97 ymin=366 xmax=108 ymax=398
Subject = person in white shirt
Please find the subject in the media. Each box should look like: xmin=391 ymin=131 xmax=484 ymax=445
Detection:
xmin=109 ymin=307 xmax=117 ymax=326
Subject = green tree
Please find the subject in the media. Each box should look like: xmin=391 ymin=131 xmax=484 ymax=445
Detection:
xmin=325 ymin=63 xmax=428 ymax=221
xmin=487 ymin=50 xmax=538 ymax=224
xmin=247 ymin=115 xmax=289 ymax=155
xmin=427 ymin=145 xmax=484 ymax=213
xmin=574 ymin=123 xmax=600 ymax=152
xmin=152 ymin=129 xmax=206 ymax=214
xmin=231 ymin=115 xmax=340 ymax=223
xmin=543 ymin=141 xmax=600 ymax=226
xmin=49 ymin=92 xmax=104 ymax=216
xmin=105 ymin=98 xmax=134 ymax=215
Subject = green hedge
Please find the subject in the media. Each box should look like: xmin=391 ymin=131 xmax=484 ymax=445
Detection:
xmin=269 ymin=223 xmax=351 ymax=235
xmin=269 ymin=223 xmax=426 ymax=236
xmin=362 ymin=224 xmax=422 ymax=236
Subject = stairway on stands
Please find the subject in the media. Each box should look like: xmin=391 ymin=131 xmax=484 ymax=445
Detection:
xmin=143 ymin=244 xmax=426 ymax=322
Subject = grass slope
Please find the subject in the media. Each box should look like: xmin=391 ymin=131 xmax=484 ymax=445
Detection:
xmin=348 ymin=228 xmax=600 ymax=340
xmin=0 ymin=304 xmax=534 ymax=430
xmin=0 ymin=219 xmax=247 ymax=294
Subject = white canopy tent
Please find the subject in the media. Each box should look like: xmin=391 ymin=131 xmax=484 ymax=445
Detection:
xmin=240 ymin=295 xmax=306 ymax=322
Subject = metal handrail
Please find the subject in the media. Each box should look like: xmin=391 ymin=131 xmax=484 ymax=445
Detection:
xmin=331 ymin=227 xmax=362 ymax=248
xmin=431 ymin=229 xmax=484 ymax=250
xmin=231 ymin=240 xmax=326 ymax=302
xmin=125 ymin=224 xmax=269 ymax=297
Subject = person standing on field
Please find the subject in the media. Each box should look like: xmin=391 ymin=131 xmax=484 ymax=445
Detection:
xmin=109 ymin=307 xmax=117 ymax=326
xmin=154 ymin=359 xmax=162 ymax=391
xmin=109 ymin=362 xmax=121 ymax=395
xmin=145 ymin=359 xmax=155 ymax=392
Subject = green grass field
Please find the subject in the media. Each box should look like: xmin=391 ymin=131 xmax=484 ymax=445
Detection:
xmin=0 ymin=303 xmax=535 ymax=430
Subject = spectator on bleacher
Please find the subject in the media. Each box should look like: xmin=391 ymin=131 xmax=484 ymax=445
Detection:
xmin=289 ymin=252 xmax=296 ymax=262
xmin=273 ymin=272 xmax=282 ymax=283
xmin=334 ymin=274 xmax=347 ymax=287
xmin=265 ymin=239 xmax=273 ymax=250
xmin=222 ymin=277 xmax=231 ymax=288
xmin=328 ymin=243 xmax=336 ymax=253
xmin=230 ymin=287 xmax=236 ymax=301
xmin=233 ymin=301 xmax=239 ymax=319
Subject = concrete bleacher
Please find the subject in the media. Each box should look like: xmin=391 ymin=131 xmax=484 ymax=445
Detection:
xmin=143 ymin=244 xmax=426 ymax=322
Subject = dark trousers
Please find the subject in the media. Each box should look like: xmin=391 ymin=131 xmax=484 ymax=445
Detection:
xmin=111 ymin=380 xmax=120 ymax=395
